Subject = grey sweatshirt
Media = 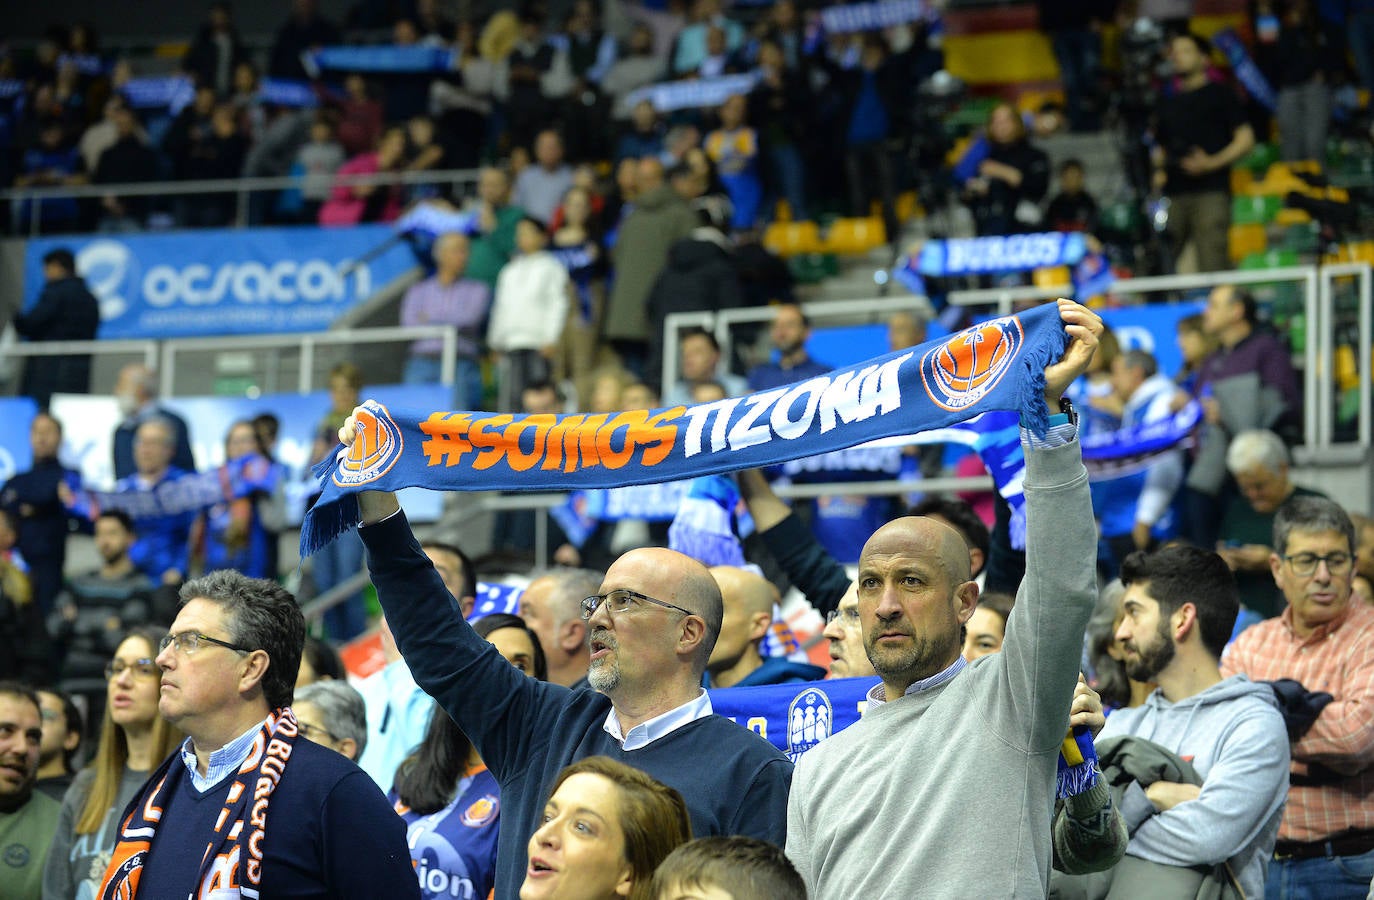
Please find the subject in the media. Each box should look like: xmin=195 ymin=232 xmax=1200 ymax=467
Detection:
xmin=42 ymin=766 xmax=147 ymax=900
xmin=786 ymin=436 xmax=1097 ymax=899
xmin=1099 ymin=675 xmax=1290 ymax=900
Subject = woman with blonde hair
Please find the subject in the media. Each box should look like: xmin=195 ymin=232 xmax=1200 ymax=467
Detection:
xmin=42 ymin=626 xmax=184 ymax=899
xmin=521 ymin=756 xmax=691 ymax=900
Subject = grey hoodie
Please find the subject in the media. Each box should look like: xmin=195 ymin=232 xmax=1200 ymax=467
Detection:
xmin=1099 ymin=674 xmax=1290 ymax=899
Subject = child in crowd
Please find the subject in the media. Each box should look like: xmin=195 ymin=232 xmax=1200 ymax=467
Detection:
xmin=1045 ymin=158 xmax=1098 ymax=233
xmin=705 ymin=94 xmax=762 ymax=231
xmin=487 ymin=217 xmax=571 ymax=411
xmin=294 ymin=112 xmax=344 ymax=224
xmin=652 ymin=835 xmax=807 ymax=900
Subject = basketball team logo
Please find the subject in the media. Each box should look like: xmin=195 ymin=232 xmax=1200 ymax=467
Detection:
xmin=98 ymin=850 xmax=147 ymax=900
xmin=460 ymin=794 xmax=499 ymax=828
xmin=785 ymin=688 xmax=834 ymax=763
xmin=920 ymin=316 xmax=1024 ymax=412
xmin=333 ymin=400 xmax=405 ymax=487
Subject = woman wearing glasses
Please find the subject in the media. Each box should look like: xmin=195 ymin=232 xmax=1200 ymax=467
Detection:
xmin=42 ymin=626 xmax=184 ymax=899
xmin=390 ymin=613 xmax=546 ymax=900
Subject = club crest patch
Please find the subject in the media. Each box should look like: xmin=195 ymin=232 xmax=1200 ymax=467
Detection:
xmin=921 ymin=316 xmax=1024 ymax=412
xmin=333 ymin=400 xmax=405 ymax=487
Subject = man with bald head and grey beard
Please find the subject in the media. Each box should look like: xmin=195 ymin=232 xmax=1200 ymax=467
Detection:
xmin=786 ymin=299 xmax=1105 ymax=900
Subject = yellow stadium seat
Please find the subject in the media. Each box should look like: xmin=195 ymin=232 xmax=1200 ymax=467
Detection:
xmin=895 ymin=191 xmax=920 ymax=223
xmin=824 ymin=217 xmax=887 ymax=255
xmin=1274 ymin=208 xmax=1312 ymax=226
xmin=1228 ymin=223 xmax=1267 ymax=262
xmin=1231 ymin=167 xmax=1254 ymax=194
xmin=1032 ymin=266 xmax=1071 ymax=288
xmin=763 ymin=221 xmax=823 ymax=257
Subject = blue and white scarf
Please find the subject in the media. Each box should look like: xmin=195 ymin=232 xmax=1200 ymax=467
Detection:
xmin=1211 ymin=29 xmax=1277 ymax=112
xmin=820 ymin=0 xmax=930 ymax=34
xmin=303 ymin=45 xmax=457 ymax=76
xmin=302 ymin=305 xmax=1071 ymax=555
xmin=625 ymin=72 xmax=761 ymax=114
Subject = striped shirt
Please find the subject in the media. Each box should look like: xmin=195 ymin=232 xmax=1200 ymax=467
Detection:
xmin=1221 ymin=601 xmax=1374 ymax=842
xmin=399 ymin=275 xmax=490 ymax=358
xmin=178 ymin=719 xmax=263 ymax=792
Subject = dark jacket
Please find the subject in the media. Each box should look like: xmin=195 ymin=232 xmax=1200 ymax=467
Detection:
xmin=606 ymin=185 xmax=697 ymax=343
xmin=758 ymin=512 xmax=850 ymax=619
xmin=734 ymin=657 xmax=828 ymax=687
xmin=968 ymin=138 xmax=1051 ymax=235
xmin=645 ymin=227 xmax=743 ymax=381
xmin=182 ymin=25 xmax=247 ymax=94
xmin=13 ymin=276 xmax=101 ymax=406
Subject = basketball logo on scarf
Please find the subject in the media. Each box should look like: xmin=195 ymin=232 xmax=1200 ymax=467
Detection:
xmin=333 ymin=400 xmax=405 ymax=487
xmin=921 ymin=316 xmax=1024 ymax=412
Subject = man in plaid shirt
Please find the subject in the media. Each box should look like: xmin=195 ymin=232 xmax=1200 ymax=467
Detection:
xmin=1222 ymin=496 xmax=1374 ymax=899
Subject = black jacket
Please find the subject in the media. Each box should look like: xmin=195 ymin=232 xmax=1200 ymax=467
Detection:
xmin=14 ymin=276 xmax=100 ymax=406
xmin=645 ymin=228 xmax=743 ymax=384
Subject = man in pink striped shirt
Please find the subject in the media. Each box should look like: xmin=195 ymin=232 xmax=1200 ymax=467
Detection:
xmin=1221 ymin=495 xmax=1374 ymax=899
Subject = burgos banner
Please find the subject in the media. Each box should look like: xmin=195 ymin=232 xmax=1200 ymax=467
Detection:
xmin=23 ymin=225 xmax=415 ymax=339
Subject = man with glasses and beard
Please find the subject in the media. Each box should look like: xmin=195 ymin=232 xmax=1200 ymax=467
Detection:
xmin=1090 ymin=544 xmax=1289 ymax=898
xmin=344 ymin=448 xmax=791 ymax=900
xmin=1222 ymin=496 xmax=1374 ymax=899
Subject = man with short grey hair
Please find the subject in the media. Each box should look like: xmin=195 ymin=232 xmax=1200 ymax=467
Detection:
xmin=295 ymin=680 xmax=369 ymax=762
xmin=517 ymin=568 xmax=603 ymax=688
xmin=111 ymin=362 xmax=196 ymax=479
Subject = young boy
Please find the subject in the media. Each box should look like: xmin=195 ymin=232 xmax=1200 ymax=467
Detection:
xmin=486 ymin=217 xmax=571 ymax=411
xmin=1045 ymin=158 xmax=1098 ymax=232
xmin=652 ymin=836 xmax=806 ymax=900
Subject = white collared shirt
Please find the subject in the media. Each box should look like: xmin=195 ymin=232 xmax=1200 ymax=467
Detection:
xmin=179 ymin=717 xmax=265 ymax=791
xmin=601 ymin=689 xmax=714 ymax=751
xmin=866 ymin=655 xmax=967 ymax=706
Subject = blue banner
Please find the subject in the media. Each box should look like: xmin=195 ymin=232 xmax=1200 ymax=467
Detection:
xmin=258 ymin=77 xmax=318 ymax=108
xmin=909 ymin=232 xmax=1088 ymax=278
xmin=0 ymin=398 xmax=41 ymax=485
xmin=305 ymin=45 xmax=457 ymax=75
xmin=120 ymin=75 xmax=196 ymax=113
xmin=709 ymin=677 xmax=878 ymax=760
xmin=1212 ymin=29 xmax=1277 ymax=112
xmin=625 ymin=72 xmax=761 ymax=113
xmin=23 ymin=226 xmax=416 ymax=340
xmin=821 ymin=0 xmax=928 ymax=33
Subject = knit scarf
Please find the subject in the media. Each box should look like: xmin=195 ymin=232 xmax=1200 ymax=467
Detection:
xmin=302 ymin=304 xmax=1069 ymax=557
xmin=1057 ymin=725 xmax=1102 ymax=800
xmin=97 ymin=708 xmax=300 ymax=900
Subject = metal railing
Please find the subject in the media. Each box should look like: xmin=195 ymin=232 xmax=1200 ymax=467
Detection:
xmin=2 ymin=166 xmax=483 ymax=236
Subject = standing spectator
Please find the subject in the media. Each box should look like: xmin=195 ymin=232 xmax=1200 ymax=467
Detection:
xmin=97 ymin=573 xmax=418 ymax=898
xmin=606 ymin=157 xmax=697 ymax=377
xmin=550 ymin=186 xmax=608 ymax=403
xmin=296 ymin=633 xmax=345 ymax=688
xmin=662 ymin=329 xmax=748 ymax=407
xmin=402 ymin=115 xmax=447 ymax=203
xmin=513 ymin=130 xmax=575 ymax=226
xmin=517 ymin=569 xmax=603 ymax=689
xmin=182 ymin=1 xmax=246 ymax=97
xmin=964 ymin=103 xmax=1052 ymax=236
xmin=33 ymin=688 xmax=81 ymax=801
xmin=1221 ymin=497 xmax=1374 ymax=900
xmin=429 ymin=21 xmax=501 ymax=169
xmin=111 ymin=362 xmax=196 ymax=480
xmin=615 ymin=99 xmax=665 ymax=163
xmin=1 ymin=413 xmax=78 ymax=620
xmin=751 ymin=40 xmax=810 ymax=223
xmin=308 ymin=363 xmax=368 ymax=641
xmin=1261 ymin=0 xmax=1330 ymax=163
xmin=0 ymin=510 xmax=50 ymax=685
xmin=400 ymin=232 xmax=491 ymax=411
xmin=747 ymin=302 xmax=830 ymax=392
xmin=1153 ymin=32 xmax=1256 ymax=273
xmin=12 ymin=119 xmax=84 ymax=235
xmin=487 ymin=217 xmax=571 ymax=412
xmin=41 ymin=627 xmax=185 ymax=900
xmin=467 ymin=166 xmax=526 ymax=291
xmin=90 ymin=104 xmax=159 ymax=232
xmin=200 ymin=421 xmax=281 ymax=580
xmin=293 ymin=111 xmax=345 ymax=223
xmin=673 ymin=0 xmax=745 ymax=75
xmin=1037 ymin=1 xmax=1109 ymax=132
xmin=603 ymin=25 xmax=664 ymax=119
xmin=355 ymin=614 xmax=441 ymax=791
xmin=269 ymin=0 xmax=341 ymax=81
xmin=12 ymin=249 xmax=98 ymax=411
xmin=705 ymin=95 xmax=762 ymax=231
xmin=111 ymin=418 xmax=199 ymax=586
xmin=319 ymin=126 xmax=407 ymax=226
xmin=506 ymin=12 xmax=555 ymax=152
xmin=707 ymin=566 xmax=825 ymax=688
xmin=1045 ymin=159 xmax=1099 ymax=232
xmin=78 ymin=96 xmax=142 ymax=176
xmin=163 ymin=84 xmax=218 ymax=180
xmin=179 ymin=103 xmax=250 ymax=227
xmin=333 ymin=73 xmax=385 ymax=158
xmin=293 ymin=680 xmax=367 ymax=761
xmin=0 ymin=684 xmax=59 ymax=900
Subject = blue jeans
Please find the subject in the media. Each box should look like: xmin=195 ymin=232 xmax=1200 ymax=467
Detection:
xmin=1266 ymin=848 xmax=1374 ymax=899
xmin=403 ymin=355 xmax=484 ymax=412
xmin=314 ymin=528 xmax=367 ymax=642
xmin=768 ymin=144 xmax=809 ymax=222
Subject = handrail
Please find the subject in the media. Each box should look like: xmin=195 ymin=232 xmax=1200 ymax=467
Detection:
xmin=0 ymin=337 xmax=159 ymax=369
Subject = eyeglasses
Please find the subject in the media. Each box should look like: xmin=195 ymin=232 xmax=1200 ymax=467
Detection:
xmin=158 ymin=631 xmax=253 ymax=656
xmin=296 ymin=722 xmax=339 ymax=745
xmin=105 ymin=658 xmax=159 ymax=680
xmin=581 ymin=589 xmax=695 ymax=621
xmin=1283 ymin=552 xmax=1353 ymax=578
xmin=825 ymin=608 xmax=860 ymax=627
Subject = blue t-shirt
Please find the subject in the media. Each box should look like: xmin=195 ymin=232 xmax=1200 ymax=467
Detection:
xmin=390 ymin=767 xmax=501 ymax=900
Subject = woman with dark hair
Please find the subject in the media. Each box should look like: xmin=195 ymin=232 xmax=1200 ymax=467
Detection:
xmin=521 ymin=755 xmax=692 ymax=900
xmin=42 ymin=626 xmax=185 ymax=898
xmin=963 ymin=102 xmax=1051 ymax=236
xmin=390 ymin=613 xmax=545 ymax=900
xmin=296 ymin=634 xmax=346 ymax=688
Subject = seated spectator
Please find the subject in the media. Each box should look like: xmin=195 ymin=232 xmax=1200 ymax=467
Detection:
xmin=616 ymin=100 xmax=665 ymax=163
xmin=1217 ymin=429 xmax=1328 ymax=618
xmin=963 ymin=103 xmax=1051 ymax=236
xmin=821 ymin=582 xmax=875 ymax=679
xmin=707 ymin=566 xmax=825 ymax=688
xmin=0 ymin=508 xmax=49 ymax=684
xmin=41 ymin=627 xmax=184 ymax=900
xmin=34 ymin=688 xmax=82 ymax=801
xmin=230 ymin=61 xmax=266 ymax=138
xmin=517 ymin=569 xmax=603 ymax=689
xmin=652 ymin=835 xmax=806 ymax=900
xmin=293 ymin=679 xmax=368 ymax=762
xmin=389 ymin=612 xmax=543 ymax=900
xmin=0 ymin=684 xmax=60 ymax=898
xmin=963 ymin=591 xmax=1015 ymax=662
xmin=90 ymin=104 xmax=158 ymax=232
xmin=296 ymin=633 xmax=345 ymax=689
xmin=182 ymin=1 xmax=246 ymax=96
xmin=747 ymin=303 xmax=830 ymax=392
xmin=13 ymin=118 xmax=84 ymax=234
xmin=400 ymin=232 xmax=491 ymax=412
xmin=487 ymin=218 xmax=571 ymax=412
xmin=2 ymin=412 xmax=82 ymax=619
xmin=1045 ymin=158 xmax=1098 ymax=232
xmin=513 ymin=130 xmax=575 ymax=226
xmin=705 ymin=94 xmax=762 ymax=230
xmin=1172 ymin=312 xmax=1217 ymax=401
xmin=1221 ymin=496 xmax=1374 ymax=899
xmin=662 ymin=329 xmax=748 ymax=407
xmin=1061 ymin=545 xmax=1289 ymax=899
xmin=111 ymin=363 xmax=196 ymax=479
xmin=318 ymin=126 xmax=407 ymax=226
xmin=523 ymin=756 xmax=692 ymax=900
xmin=292 ymin=111 xmax=344 ymax=224
xmin=200 ymin=420 xmax=282 ymax=580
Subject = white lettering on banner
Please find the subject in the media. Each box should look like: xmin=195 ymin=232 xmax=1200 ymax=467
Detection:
xmin=945 ymin=233 xmax=1066 ymax=273
xmin=142 ymin=258 xmax=371 ymax=307
xmin=680 ymin=353 xmax=913 ymax=457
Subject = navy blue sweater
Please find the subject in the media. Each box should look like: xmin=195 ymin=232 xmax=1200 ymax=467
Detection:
xmin=361 ymin=512 xmax=793 ymax=900
xmin=136 ymin=737 xmax=418 ymax=899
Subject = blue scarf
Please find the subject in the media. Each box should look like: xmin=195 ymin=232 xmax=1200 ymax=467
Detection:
xmin=821 ymin=0 xmax=930 ymax=34
xmin=302 ymin=305 xmax=1070 ymax=556
xmin=625 ymin=72 xmax=762 ymax=114
xmin=1212 ymin=29 xmax=1277 ymax=112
